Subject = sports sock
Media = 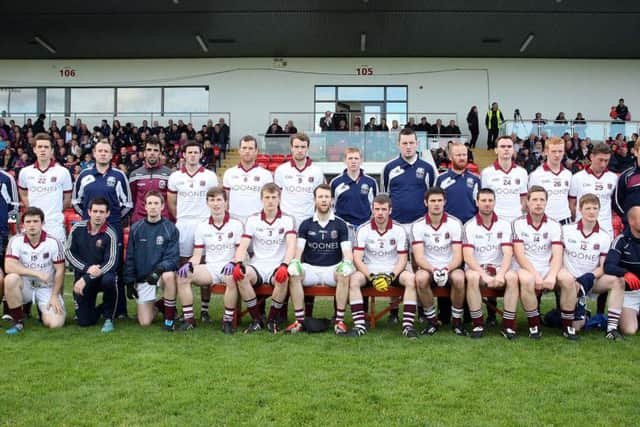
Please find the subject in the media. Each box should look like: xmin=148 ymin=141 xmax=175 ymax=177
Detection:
xmin=304 ymin=295 xmax=315 ymax=317
xmin=223 ymin=306 xmax=235 ymax=323
xmin=200 ymin=298 xmax=209 ymax=313
xmin=526 ymin=309 xmax=541 ymax=328
xmin=294 ymin=309 xmax=304 ymax=323
xmin=502 ymin=310 xmax=516 ymax=331
xmin=470 ymin=309 xmax=484 ymax=328
xmin=245 ymin=297 xmax=262 ymax=321
xmin=268 ymin=299 xmax=283 ymax=322
xmin=155 ymin=299 xmax=166 ymax=315
xmin=335 ymin=308 xmax=345 ymax=323
xmin=351 ymin=299 xmax=366 ymax=330
xmin=561 ymin=310 xmax=574 ymax=330
xmin=451 ymin=306 xmax=463 ymax=327
xmin=183 ymin=304 xmax=194 ymax=324
xmin=607 ymin=308 xmax=621 ymax=332
xmin=163 ymin=298 xmax=176 ymax=321
xmin=402 ymin=302 xmax=416 ymax=329
xmin=9 ymin=306 xmax=24 ymax=323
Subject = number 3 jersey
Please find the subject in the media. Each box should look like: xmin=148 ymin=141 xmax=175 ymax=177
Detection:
xmin=355 ymin=218 xmax=408 ymax=274
xmin=243 ymin=210 xmax=296 ymax=265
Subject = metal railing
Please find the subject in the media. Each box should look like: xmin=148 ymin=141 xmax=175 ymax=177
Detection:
xmin=0 ymin=112 xmax=232 ymax=130
xmin=259 ymin=131 xmax=468 ymax=162
xmin=500 ymin=119 xmax=640 ymax=141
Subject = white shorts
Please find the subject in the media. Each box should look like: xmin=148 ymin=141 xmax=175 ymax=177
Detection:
xmin=302 ymin=263 xmax=338 ymax=287
xmin=20 ymin=279 xmax=66 ymax=315
xmin=250 ymin=261 xmax=278 ymax=285
xmin=623 ymin=290 xmax=640 ymax=311
xmin=135 ymin=281 xmax=165 ymax=304
xmin=204 ymin=262 xmax=227 ymax=284
xmin=176 ymin=219 xmax=201 ymax=257
xmin=43 ymin=222 xmax=66 ymax=244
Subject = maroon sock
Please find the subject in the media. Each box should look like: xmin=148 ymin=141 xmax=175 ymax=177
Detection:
xmin=10 ymin=306 xmax=24 ymax=322
xmin=268 ymin=299 xmax=283 ymax=322
xmin=163 ymin=298 xmax=176 ymax=322
xmin=526 ymin=309 xmax=541 ymax=328
xmin=502 ymin=310 xmax=516 ymax=331
xmin=155 ymin=299 xmax=166 ymax=315
xmin=561 ymin=310 xmax=574 ymax=330
xmin=470 ymin=309 xmax=484 ymax=328
xmin=304 ymin=295 xmax=315 ymax=317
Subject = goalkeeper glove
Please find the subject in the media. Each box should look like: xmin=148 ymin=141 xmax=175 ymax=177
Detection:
xmin=125 ymin=282 xmax=138 ymax=300
xmin=433 ymin=268 xmax=449 ymax=287
xmin=232 ymin=262 xmax=246 ymax=281
xmin=336 ymin=260 xmax=355 ymax=277
xmin=287 ymin=259 xmax=304 ymax=277
xmin=220 ymin=262 xmax=236 ymax=276
xmin=624 ymin=272 xmax=640 ymax=290
xmin=145 ymin=268 xmax=162 ymax=286
xmin=274 ymin=263 xmax=289 ymax=283
xmin=370 ymin=273 xmax=394 ymax=292
xmin=177 ymin=262 xmax=193 ymax=278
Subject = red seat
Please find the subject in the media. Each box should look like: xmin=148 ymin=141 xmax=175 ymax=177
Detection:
xmin=271 ymin=154 xmax=286 ymax=164
xmin=267 ymin=163 xmax=280 ymax=173
xmin=256 ymin=154 xmax=271 ymax=163
xmin=64 ymin=208 xmax=82 ymax=234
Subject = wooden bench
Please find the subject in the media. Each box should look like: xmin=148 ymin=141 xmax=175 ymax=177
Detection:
xmin=211 ymin=284 xmax=508 ymax=330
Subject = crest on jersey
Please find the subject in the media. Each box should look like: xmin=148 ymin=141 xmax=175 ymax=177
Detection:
xmin=244 ymin=176 xmax=248 ymax=183
xmin=254 ymin=176 xmax=260 ymax=182
xmin=43 ymin=252 xmax=50 ymax=259
xmin=96 ymin=239 xmax=102 ymax=248
xmin=390 ymin=238 xmax=396 ymax=245
xmin=156 ymin=236 xmax=164 ymax=245
xmin=543 ymin=232 xmax=548 ymax=239
xmin=594 ymin=243 xmax=600 ymax=250
xmin=466 ymin=178 xmax=475 ymax=188
xmin=278 ymin=228 xmax=284 ymax=234
xmin=308 ymin=177 xmax=314 ymax=183
xmin=106 ymin=176 xmax=116 ymax=187
xmin=607 ymin=183 xmax=613 ymax=189
xmin=416 ymin=167 xmax=425 ymax=179
xmin=497 ymin=232 xmax=503 ymax=239
xmin=159 ymin=180 xmax=166 ymax=189
xmin=514 ymin=178 xmax=520 ymax=185
xmin=564 ymin=180 xmax=569 ymax=186
xmin=445 ymin=232 xmax=450 ymax=239
xmin=200 ymin=180 xmax=206 ymax=187
xmin=361 ymin=184 xmax=370 ymax=194
xmin=50 ymin=176 xmax=57 ymax=183
xmin=331 ymin=230 xmax=338 ymax=239
xmin=228 ymin=232 xmax=234 ymax=238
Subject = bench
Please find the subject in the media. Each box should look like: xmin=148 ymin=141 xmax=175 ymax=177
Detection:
xmin=210 ymin=284 xmax=507 ymax=330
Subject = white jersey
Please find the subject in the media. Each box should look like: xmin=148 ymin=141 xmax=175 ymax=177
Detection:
xmin=512 ymin=214 xmax=563 ymax=272
xmin=274 ymin=158 xmax=324 ymax=225
xmin=568 ymin=168 xmax=617 ymax=234
xmin=6 ymin=231 xmax=65 ymax=287
xmin=562 ymin=221 xmax=610 ymax=278
xmin=480 ymin=161 xmax=528 ymax=223
xmin=223 ymin=163 xmax=273 ymax=221
xmin=193 ymin=214 xmax=244 ymax=264
xmin=18 ymin=161 xmax=72 ymax=227
xmin=355 ymin=219 xmax=408 ymax=274
xmin=411 ymin=213 xmax=462 ymax=269
xmin=244 ymin=210 xmax=296 ymax=264
xmin=168 ymin=166 xmax=219 ymax=223
xmin=528 ymin=163 xmax=572 ymax=221
xmin=462 ymin=214 xmax=513 ymax=267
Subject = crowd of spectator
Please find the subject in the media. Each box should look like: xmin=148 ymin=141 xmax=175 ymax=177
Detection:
xmin=0 ymin=115 xmax=231 ymax=181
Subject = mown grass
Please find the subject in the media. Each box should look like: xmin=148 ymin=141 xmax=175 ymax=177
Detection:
xmin=0 ymin=288 xmax=638 ymax=427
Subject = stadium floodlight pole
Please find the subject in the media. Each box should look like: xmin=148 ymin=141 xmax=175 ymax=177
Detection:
xmin=34 ymin=35 xmax=56 ymax=54
xmin=195 ymin=34 xmax=208 ymax=53
xmin=360 ymin=32 xmax=366 ymax=53
xmin=519 ymin=33 xmax=535 ymax=53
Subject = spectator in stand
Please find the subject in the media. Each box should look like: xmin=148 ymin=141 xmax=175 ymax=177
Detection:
xmin=353 ymin=116 xmax=362 ymax=130
xmin=62 ymin=124 xmax=74 ymax=143
xmin=609 ymin=141 xmax=635 ymax=173
xmin=615 ymin=98 xmax=631 ymax=121
xmin=554 ymin=112 xmax=568 ymax=124
xmin=319 ymin=111 xmax=333 ymax=131
xmin=431 ymin=119 xmax=445 ymax=135
xmin=284 ymin=120 xmax=298 ymax=134
xmin=444 ymin=120 xmax=461 ymax=137
xmin=378 ymin=118 xmax=389 ymax=131
xmin=573 ymin=112 xmax=587 ymax=124
xmin=364 ymin=117 xmax=377 ymax=131
xmin=405 ymin=117 xmax=417 ymax=130
xmin=485 ymin=102 xmax=504 ymax=150
xmin=415 ymin=117 xmax=431 ymax=132
xmin=80 ymin=152 xmax=95 ymax=170
xmin=466 ymin=106 xmax=479 ymax=148
xmin=614 ymin=143 xmax=640 ymax=227
xmin=32 ymin=114 xmax=46 ymax=134
xmin=335 ymin=119 xmax=349 ymax=131
xmin=390 ymin=120 xmax=400 ymax=131
xmin=532 ymin=112 xmax=547 ymax=126
xmin=516 ymin=145 xmax=540 ymax=174
xmin=218 ymin=118 xmax=230 ymax=139
xmin=574 ymin=138 xmax=591 ymax=170
xmin=266 ymin=119 xmax=284 ymax=135
xmin=99 ymin=120 xmax=111 ymax=138
xmin=629 ymin=133 xmax=638 ymax=150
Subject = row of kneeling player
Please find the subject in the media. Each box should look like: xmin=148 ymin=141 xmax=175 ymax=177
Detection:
xmin=3 ymin=183 xmax=639 ymax=341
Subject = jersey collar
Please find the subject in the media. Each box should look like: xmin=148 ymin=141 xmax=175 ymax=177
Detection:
xmin=181 ymin=165 xmax=205 ymax=178
xmin=493 ymin=160 xmax=516 ymax=174
xmin=370 ymin=217 xmax=393 ymax=235
xmin=475 ymin=212 xmax=498 ymax=230
xmin=576 ymin=219 xmax=600 ymax=238
xmin=526 ymin=213 xmax=548 ymax=230
xmin=209 ymin=212 xmax=230 ymax=229
xmin=342 ymin=168 xmax=363 ymax=183
xmin=238 ymin=162 xmax=258 ymax=172
xmin=144 ymin=160 xmax=160 ymax=170
xmin=24 ymin=231 xmax=47 ymax=249
xmin=290 ymin=157 xmax=312 ymax=172
xmin=425 ymin=212 xmax=448 ymax=230
xmin=542 ymin=162 xmax=565 ymax=176
xmin=585 ymin=166 xmax=607 ymax=179
xmin=313 ymin=211 xmax=335 ymax=223
xmin=261 ymin=209 xmax=282 ymax=225
xmin=35 ymin=159 xmax=56 ymax=173
xmin=88 ymin=221 xmax=109 ymax=234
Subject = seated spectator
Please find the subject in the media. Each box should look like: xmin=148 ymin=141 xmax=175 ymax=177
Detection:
xmin=80 ymin=153 xmax=95 ymax=170
xmin=319 ymin=111 xmax=333 ymax=131
xmin=335 ymin=119 xmax=349 ymax=131
xmin=554 ymin=112 xmax=568 ymax=124
xmin=532 ymin=112 xmax=547 ymax=125
xmin=433 ymin=148 xmax=450 ymax=172
xmin=615 ymin=98 xmax=630 ymax=121
xmin=444 ymin=120 xmax=461 ymax=136
xmin=609 ymin=142 xmax=635 ymax=173
xmin=64 ymin=154 xmax=78 ymax=173
xmin=516 ymin=146 xmax=539 ymax=174
xmin=405 ymin=117 xmax=417 ymax=130
xmin=523 ymin=133 xmax=538 ymax=151
xmin=72 ymin=164 xmax=82 ymax=181
xmin=266 ymin=119 xmax=283 ymax=135
xmin=353 ymin=116 xmax=362 ymax=130
xmin=431 ymin=119 xmax=445 ymax=135
xmin=573 ymin=112 xmax=587 ymax=124
xmin=630 ymin=132 xmax=638 ymax=151
xmin=284 ymin=120 xmax=298 ymax=134
xmin=415 ymin=117 xmax=430 ymax=132
xmin=378 ymin=118 xmax=389 ymax=131
xmin=390 ymin=120 xmax=400 ymax=131
xmin=364 ymin=117 xmax=377 ymax=131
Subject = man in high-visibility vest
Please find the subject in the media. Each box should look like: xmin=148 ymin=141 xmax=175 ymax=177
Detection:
xmin=485 ymin=102 xmax=505 ymax=150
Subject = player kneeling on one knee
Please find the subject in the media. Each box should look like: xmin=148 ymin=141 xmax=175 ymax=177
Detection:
xmin=462 ymin=188 xmax=519 ymax=339
xmin=411 ymin=187 xmax=467 ymax=337
xmin=514 ymin=186 xmax=568 ymax=340
xmin=230 ymin=183 xmax=297 ymax=334
xmin=349 ymin=194 xmax=418 ymax=339
xmin=123 ymin=192 xmax=180 ymax=330
xmin=5 ymin=207 xmax=66 ymax=334
xmin=287 ymin=184 xmax=355 ymax=334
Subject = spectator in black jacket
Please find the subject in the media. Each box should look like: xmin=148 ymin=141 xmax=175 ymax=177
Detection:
xmin=415 ymin=117 xmax=430 ymax=132
xmin=466 ymin=106 xmax=479 ymax=148
xmin=609 ymin=142 xmax=635 ymax=173
xmin=444 ymin=120 xmax=461 ymax=137
xmin=266 ymin=119 xmax=283 ymax=135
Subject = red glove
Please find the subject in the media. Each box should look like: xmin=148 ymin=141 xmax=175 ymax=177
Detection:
xmin=232 ymin=262 xmax=246 ymax=281
xmin=624 ymin=272 xmax=640 ymax=290
xmin=273 ymin=263 xmax=289 ymax=283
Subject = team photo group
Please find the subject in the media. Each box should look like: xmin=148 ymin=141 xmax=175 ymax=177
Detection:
xmin=3 ymin=127 xmax=640 ymax=342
